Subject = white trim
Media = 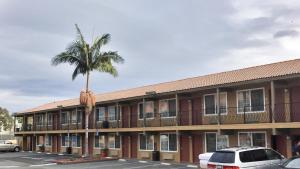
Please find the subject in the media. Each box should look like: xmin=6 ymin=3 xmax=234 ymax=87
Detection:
xmin=203 ymin=92 xmax=228 ymax=116
xmin=159 ymin=98 xmax=177 ymax=118
xmin=138 ymin=133 xmax=154 ymax=151
xmin=236 ymin=87 xmax=266 ymax=114
xmin=159 ymin=133 xmax=178 ymax=152
xmin=237 ymin=131 xmax=267 ymax=147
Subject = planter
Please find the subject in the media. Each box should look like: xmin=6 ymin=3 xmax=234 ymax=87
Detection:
xmin=101 ymin=148 xmax=108 ymax=157
xmin=38 ymin=144 xmax=45 ymax=152
xmin=66 ymin=147 xmax=72 ymax=154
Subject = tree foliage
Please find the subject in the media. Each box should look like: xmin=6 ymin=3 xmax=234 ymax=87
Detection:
xmin=0 ymin=107 xmax=13 ymax=131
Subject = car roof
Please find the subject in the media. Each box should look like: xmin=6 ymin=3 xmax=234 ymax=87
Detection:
xmin=217 ymin=146 xmax=266 ymax=152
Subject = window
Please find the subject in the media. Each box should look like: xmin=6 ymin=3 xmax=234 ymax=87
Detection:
xmin=61 ymin=112 xmax=69 ymax=124
xmin=47 ymin=114 xmax=53 ymax=126
xmin=159 ymin=99 xmax=176 ymax=118
xmin=77 ymin=110 xmax=82 ymax=123
xmin=96 ymin=107 xmax=105 ymax=121
xmin=160 ymin=133 xmax=177 ymax=152
xmin=108 ymin=134 xmax=120 ymax=149
xmin=209 ymin=151 xmax=235 ymax=163
xmin=95 ymin=135 xmax=105 ymax=148
xmin=36 ymin=114 xmax=44 ymax=125
xmin=205 ymin=133 xmax=229 ymax=152
xmin=108 ymin=106 xmax=116 ymax=121
xmin=265 ymin=149 xmax=282 ymax=160
xmin=238 ymin=132 xmax=266 ymax=147
xmin=204 ymin=93 xmax=227 ymax=115
xmin=61 ymin=135 xmax=71 ymax=147
xmin=139 ymin=134 xmax=154 ymax=151
xmin=239 ymin=149 xmax=268 ymax=162
xmin=71 ymin=135 xmax=81 ymax=147
xmin=139 ymin=101 xmax=154 ymax=119
xmin=237 ymin=88 xmax=265 ymax=113
xmin=45 ymin=135 xmax=52 ymax=146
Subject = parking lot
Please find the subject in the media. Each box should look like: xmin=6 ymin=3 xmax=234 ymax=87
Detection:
xmin=0 ymin=152 xmax=198 ymax=169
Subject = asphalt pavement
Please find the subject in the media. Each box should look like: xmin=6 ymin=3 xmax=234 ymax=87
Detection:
xmin=0 ymin=151 xmax=199 ymax=169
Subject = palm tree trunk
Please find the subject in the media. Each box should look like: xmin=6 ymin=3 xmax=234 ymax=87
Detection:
xmin=84 ymin=72 xmax=89 ymax=157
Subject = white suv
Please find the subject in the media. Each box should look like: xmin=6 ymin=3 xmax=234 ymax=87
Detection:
xmin=206 ymin=147 xmax=285 ymax=169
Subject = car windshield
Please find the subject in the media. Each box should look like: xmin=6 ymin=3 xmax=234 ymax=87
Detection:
xmin=209 ymin=151 xmax=235 ymax=163
xmin=283 ymin=158 xmax=300 ymax=168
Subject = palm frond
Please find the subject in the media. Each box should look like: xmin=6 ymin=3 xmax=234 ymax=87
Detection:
xmin=51 ymin=52 xmax=80 ymax=66
xmin=97 ymin=62 xmax=118 ymax=77
xmin=91 ymin=34 xmax=111 ymax=52
xmin=100 ymin=51 xmax=124 ymax=64
xmin=75 ymin=24 xmax=86 ymax=45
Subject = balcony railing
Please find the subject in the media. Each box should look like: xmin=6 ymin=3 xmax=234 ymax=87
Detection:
xmin=15 ymin=102 xmax=300 ymax=132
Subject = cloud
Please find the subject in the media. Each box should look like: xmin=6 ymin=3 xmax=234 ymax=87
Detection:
xmin=274 ymin=30 xmax=299 ymax=38
xmin=1 ymin=0 xmax=300 ymax=112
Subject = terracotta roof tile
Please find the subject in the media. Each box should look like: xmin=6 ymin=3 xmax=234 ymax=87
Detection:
xmin=18 ymin=59 xmax=300 ymax=114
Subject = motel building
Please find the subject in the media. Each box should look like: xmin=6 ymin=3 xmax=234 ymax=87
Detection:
xmin=13 ymin=59 xmax=300 ymax=164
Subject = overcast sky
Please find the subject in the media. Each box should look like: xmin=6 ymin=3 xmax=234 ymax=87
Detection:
xmin=1 ymin=0 xmax=300 ymax=112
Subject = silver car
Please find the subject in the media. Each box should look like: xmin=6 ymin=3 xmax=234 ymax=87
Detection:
xmin=207 ymin=147 xmax=285 ymax=169
xmin=0 ymin=140 xmax=21 ymax=152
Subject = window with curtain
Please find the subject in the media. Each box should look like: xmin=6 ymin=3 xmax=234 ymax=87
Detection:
xmin=139 ymin=134 xmax=154 ymax=150
xmin=239 ymin=132 xmax=266 ymax=147
xmin=94 ymin=135 xmax=105 ymax=148
xmin=238 ymin=89 xmax=264 ymax=113
xmin=96 ymin=107 xmax=105 ymax=121
xmin=205 ymin=133 xmax=228 ymax=152
xmin=159 ymin=99 xmax=176 ymax=118
xmin=108 ymin=106 xmax=116 ymax=121
xmin=160 ymin=133 xmax=177 ymax=152
xmin=108 ymin=134 xmax=120 ymax=149
xmin=45 ymin=135 xmax=52 ymax=146
xmin=204 ymin=93 xmax=227 ymax=115
xmin=139 ymin=101 xmax=154 ymax=119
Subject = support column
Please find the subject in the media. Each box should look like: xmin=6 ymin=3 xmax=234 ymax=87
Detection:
xmin=271 ymin=81 xmax=276 ymax=135
xmin=176 ymin=93 xmax=179 ymax=126
xmin=216 ymin=88 xmax=221 ymax=135
xmin=128 ymin=105 xmax=131 ymax=128
xmin=143 ymin=98 xmax=146 ymax=128
xmin=189 ymin=136 xmax=193 ymax=163
xmin=128 ymin=136 xmax=131 ymax=158
xmin=286 ymin=136 xmax=292 ymax=158
xmin=188 ymin=100 xmax=192 ymax=125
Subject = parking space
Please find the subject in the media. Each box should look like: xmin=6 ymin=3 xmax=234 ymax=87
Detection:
xmin=0 ymin=152 xmax=198 ymax=169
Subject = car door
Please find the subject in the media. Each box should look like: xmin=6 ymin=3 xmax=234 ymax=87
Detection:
xmin=264 ymin=149 xmax=284 ymax=166
xmin=5 ymin=141 xmax=14 ymax=151
xmin=239 ymin=149 xmax=270 ymax=168
xmin=0 ymin=140 xmax=6 ymax=151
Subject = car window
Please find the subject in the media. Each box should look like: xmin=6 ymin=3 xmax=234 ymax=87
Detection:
xmin=265 ymin=149 xmax=282 ymax=160
xmin=0 ymin=140 xmax=4 ymax=144
xmin=209 ymin=151 xmax=235 ymax=163
xmin=240 ymin=149 xmax=268 ymax=162
xmin=284 ymin=158 xmax=300 ymax=168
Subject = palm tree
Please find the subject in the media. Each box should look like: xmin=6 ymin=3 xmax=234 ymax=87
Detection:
xmin=51 ymin=24 xmax=124 ymax=157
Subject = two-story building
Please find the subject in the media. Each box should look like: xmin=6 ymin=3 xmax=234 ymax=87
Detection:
xmin=14 ymin=59 xmax=300 ymax=163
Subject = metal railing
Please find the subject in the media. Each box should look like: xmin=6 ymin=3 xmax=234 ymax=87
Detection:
xmin=15 ymin=102 xmax=300 ymax=132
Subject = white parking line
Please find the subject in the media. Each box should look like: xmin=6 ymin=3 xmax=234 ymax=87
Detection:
xmin=119 ymin=159 xmax=126 ymax=161
xmin=138 ymin=160 xmax=148 ymax=163
xmin=58 ymin=153 xmax=64 ymax=156
xmin=187 ymin=164 xmax=198 ymax=168
xmin=46 ymin=153 xmax=51 ymax=155
xmin=0 ymin=166 xmax=19 ymax=168
xmin=29 ymin=163 xmax=57 ymax=167
xmin=161 ymin=162 xmax=171 ymax=165
xmin=123 ymin=164 xmax=161 ymax=169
